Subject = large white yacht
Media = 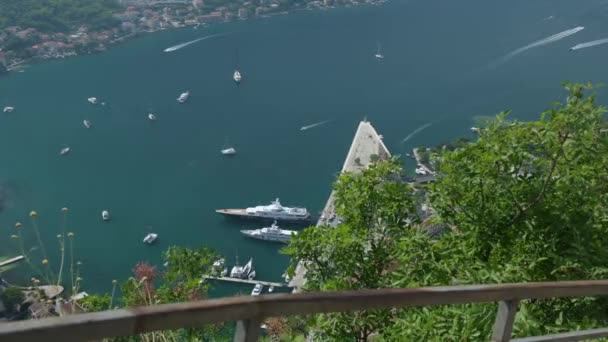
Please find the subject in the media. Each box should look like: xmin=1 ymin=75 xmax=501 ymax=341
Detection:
xmin=241 ymin=221 xmax=297 ymax=243
xmin=87 ymin=97 xmax=98 ymax=105
xmin=216 ymin=198 xmax=310 ymax=222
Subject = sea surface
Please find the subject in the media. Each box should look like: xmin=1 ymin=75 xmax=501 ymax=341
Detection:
xmin=1 ymin=0 xmax=607 ymax=296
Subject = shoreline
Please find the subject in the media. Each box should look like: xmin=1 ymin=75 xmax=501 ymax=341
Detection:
xmin=1 ymin=1 xmax=387 ymax=74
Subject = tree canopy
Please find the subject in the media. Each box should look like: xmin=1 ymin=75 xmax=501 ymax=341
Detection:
xmin=0 ymin=0 xmax=121 ymax=32
xmin=285 ymin=83 xmax=608 ymax=341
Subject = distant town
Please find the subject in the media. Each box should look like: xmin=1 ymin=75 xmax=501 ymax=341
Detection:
xmin=0 ymin=0 xmax=386 ymax=74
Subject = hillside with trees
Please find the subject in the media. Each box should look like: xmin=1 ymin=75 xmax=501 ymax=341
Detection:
xmin=285 ymin=83 xmax=608 ymax=341
xmin=0 ymin=0 xmax=121 ymax=33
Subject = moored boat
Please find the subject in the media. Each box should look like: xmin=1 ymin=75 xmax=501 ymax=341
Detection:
xmin=177 ymin=91 xmax=190 ymax=103
xmin=240 ymin=221 xmax=297 ymax=243
xmin=143 ymin=233 xmax=158 ymax=244
xmin=216 ymin=198 xmax=310 ymax=222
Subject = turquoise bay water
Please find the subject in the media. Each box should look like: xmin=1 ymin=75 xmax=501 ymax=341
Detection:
xmin=1 ymin=0 xmax=607 ymax=295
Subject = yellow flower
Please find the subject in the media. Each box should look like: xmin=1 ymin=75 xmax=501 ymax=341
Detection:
xmin=61 ymin=207 xmax=68 ymax=212
xmin=29 ymin=211 xmax=38 ymax=218
xmin=15 ymin=222 xmax=22 ymax=228
xmin=42 ymin=259 xmax=49 ymax=265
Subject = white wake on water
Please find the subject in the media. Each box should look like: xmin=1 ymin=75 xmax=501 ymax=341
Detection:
xmin=489 ymin=26 xmax=584 ymax=67
xmin=570 ymin=38 xmax=608 ymax=51
xmin=300 ymin=120 xmax=331 ymax=131
xmin=401 ymin=122 xmax=434 ymax=144
xmin=164 ymin=33 xmax=228 ymax=52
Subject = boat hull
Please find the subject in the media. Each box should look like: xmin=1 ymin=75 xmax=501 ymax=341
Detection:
xmin=216 ymin=209 xmax=311 ymax=222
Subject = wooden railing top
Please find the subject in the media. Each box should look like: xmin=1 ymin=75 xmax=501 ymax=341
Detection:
xmin=2 ymin=280 xmax=608 ymax=342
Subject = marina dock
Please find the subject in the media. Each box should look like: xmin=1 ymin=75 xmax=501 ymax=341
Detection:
xmin=289 ymin=121 xmax=391 ymax=291
xmin=203 ymin=275 xmax=288 ymax=288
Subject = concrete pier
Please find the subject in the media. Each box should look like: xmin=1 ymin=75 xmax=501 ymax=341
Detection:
xmin=289 ymin=121 xmax=391 ymax=291
xmin=203 ymin=276 xmax=288 ymax=288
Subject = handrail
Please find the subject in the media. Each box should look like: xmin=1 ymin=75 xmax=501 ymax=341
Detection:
xmin=2 ymin=280 xmax=608 ymax=342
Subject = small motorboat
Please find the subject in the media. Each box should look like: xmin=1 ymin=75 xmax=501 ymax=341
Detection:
xmin=248 ymin=270 xmax=256 ymax=280
xmin=102 ymin=210 xmax=110 ymax=221
xmin=87 ymin=97 xmax=98 ymax=105
xmin=221 ymin=147 xmax=236 ymax=155
xmin=143 ymin=233 xmax=158 ymax=244
xmin=177 ymin=91 xmax=190 ymax=103
xmin=251 ymin=283 xmax=263 ymax=296
xmin=3 ymin=106 xmax=15 ymax=113
xmin=59 ymin=147 xmax=71 ymax=156
xmin=268 ymin=285 xmax=274 ymax=293
xmin=147 ymin=113 xmax=157 ymax=121
xmin=233 ymin=70 xmax=242 ymax=84
xmin=83 ymin=120 xmax=92 ymax=129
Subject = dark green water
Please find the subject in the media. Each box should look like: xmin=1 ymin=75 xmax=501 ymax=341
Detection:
xmin=1 ymin=0 xmax=607 ymax=295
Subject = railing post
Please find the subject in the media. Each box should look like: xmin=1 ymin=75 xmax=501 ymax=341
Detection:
xmin=492 ymin=300 xmax=519 ymax=342
xmin=233 ymin=317 xmax=262 ymax=342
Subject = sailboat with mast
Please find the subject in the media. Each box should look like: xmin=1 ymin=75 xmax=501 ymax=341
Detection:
xmin=374 ymin=42 xmax=384 ymax=60
xmin=233 ymin=49 xmax=242 ymax=85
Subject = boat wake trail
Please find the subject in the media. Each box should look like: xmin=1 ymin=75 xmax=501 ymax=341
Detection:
xmin=570 ymin=38 xmax=608 ymax=51
xmin=300 ymin=120 xmax=331 ymax=131
xmin=401 ymin=122 xmax=433 ymax=144
xmin=489 ymin=26 xmax=584 ymax=67
xmin=164 ymin=33 xmax=228 ymax=52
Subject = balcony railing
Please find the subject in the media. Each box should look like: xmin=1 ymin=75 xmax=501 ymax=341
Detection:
xmin=2 ymin=280 xmax=608 ymax=342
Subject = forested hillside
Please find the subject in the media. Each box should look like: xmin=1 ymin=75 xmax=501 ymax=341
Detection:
xmin=0 ymin=0 xmax=121 ymax=32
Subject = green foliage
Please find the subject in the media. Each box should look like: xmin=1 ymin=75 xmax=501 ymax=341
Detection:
xmin=0 ymin=0 xmax=121 ymax=33
xmin=286 ymin=84 xmax=608 ymax=341
xmin=284 ymin=158 xmax=419 ymax=341
xmin=80 ymin=293 xmax=112 ymax=312
xmin=382 ymin=83 xmax=608 ymax=340
xmin=0 ymin=286 xmax=24 ymax=315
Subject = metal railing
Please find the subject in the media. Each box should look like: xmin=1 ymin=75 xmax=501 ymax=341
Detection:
xmin=2 ymin=280 xmax=608 ymax=342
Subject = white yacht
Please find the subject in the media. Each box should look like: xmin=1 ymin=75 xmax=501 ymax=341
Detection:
xmin=87 ymin=97 xmax=98 ymax=105
xmin=3 ymin=106 xmax=15 ymax=113
xmin=268 ymin=285 xmax=274 ymax=293
xmin=211 ymin=259 xmax=228 ymax=277
xmin=143 ymin=233 xmax=158 ymax=244
xmin=241 ymin=221 xmax=297 ymax=243
xmin=251 ymin=283 xmax=263 ymax=296
xmin=148 ymin=113 xmax=158 ymax=121
xmin=221 ymin=147 xmax=237 ymax=155
xmin=177 ymin=91 xmax=190 ymax=103
xmin=59 ymin=147 xmax=71 ymax=156
xmin=83 ymin=120 xmax=92 ymax=129
xmin=233 ymin=70 xmax=242 ymax=84
xmin=374 ymin=42 xmax=384 ymax=60
xmin=230 ymin=258 xmax=255 ymax=280
xmin=102 ymin=210 xmax=110 ymax=221
xmin=216 ymin=198 xmax=310 ymax=222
